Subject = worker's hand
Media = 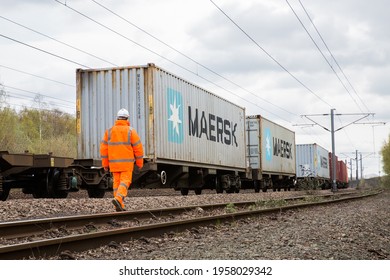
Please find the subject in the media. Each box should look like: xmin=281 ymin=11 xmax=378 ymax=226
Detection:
xmin=104 ymin=167 xmax=109 ymax=172
xmin=136 ymin=163 xmax=143 ymax=170
xmin=136 ymin=159 xmax=143 ymax=170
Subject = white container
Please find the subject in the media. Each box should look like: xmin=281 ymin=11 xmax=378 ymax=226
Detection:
xmin=246 ymin=115 xmax=296 ymax=176
xmin=76 ymin=63 xmax=246 ymax=172
xmin=296 ymin=143 xmax=330 ymax=179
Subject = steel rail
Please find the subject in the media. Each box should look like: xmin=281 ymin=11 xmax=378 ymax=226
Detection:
xmin=0 ymin=191 xmax=357 ymax=239
xmin=0 ymin=190 xmax=378 ymax=260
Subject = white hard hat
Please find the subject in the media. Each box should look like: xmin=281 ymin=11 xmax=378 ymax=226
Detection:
xmin=117 ymin=108 xmax=129 ymax=119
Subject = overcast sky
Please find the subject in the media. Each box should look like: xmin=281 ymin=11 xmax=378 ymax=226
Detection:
xmin=0 ymin=0 xmax=389 ymax=177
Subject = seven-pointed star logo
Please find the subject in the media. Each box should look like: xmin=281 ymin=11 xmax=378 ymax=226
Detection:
xmin=266 ymin=134 xmax=271 ymax=158
xmin=168 ymin=97 xmax=182 ymax=136
xmin=264 ymin=128 xmax=272 ymax=162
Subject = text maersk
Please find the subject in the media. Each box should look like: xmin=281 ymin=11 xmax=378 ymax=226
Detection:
xmin=188 ymin=106 xmax=239 ymax=147
xmin=273 ymin=137 xmax=293 ymax=159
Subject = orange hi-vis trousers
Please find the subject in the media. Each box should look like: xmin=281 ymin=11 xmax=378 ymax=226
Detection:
xmin=112 ymin=170 xmax=133 ymax=207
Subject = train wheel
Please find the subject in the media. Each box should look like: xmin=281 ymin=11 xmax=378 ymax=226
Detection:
xmin=0 ymin=176 xmax=10 ymax=201
xmin=254 ymin=180 xmax=260 ymax=193
xmin=262 ymin=179 xmax=272 ymax=192
xmin=194 ymin=188 xmax=202 ymax=195
xmin=222 ymin=175 xmax=232 ymax=193
xmin=47 ymin=168 xmax=68 ymax=198
xmin=180 ymin=188 xmax=189 ymax=196
xmin=33 ymin=171 xmax=50 ymax=198
xmin=160 ymin=170 xmax=167 ymax=185
xmin=215 ymin=177 xmax=223 ymax=194
xmin=235 ymin=177 xmax=241 ymax=193
xmin=262 ymin=181 xmax=268 ymax=192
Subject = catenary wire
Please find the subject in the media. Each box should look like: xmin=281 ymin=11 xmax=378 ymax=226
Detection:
xmin=1 ymin=83 xmax=75 ymax=112
xmin=90 ymin=0 xmax=297 ymax=118
xmin=298 ymin=0 xmax=371 ymax=114
xmin=54 ymin=0 xmax=292 ymax=122
xmin=0 ymin=15 xmax=118 ymax=67
xmin=0 ymin=33 xmax=91 ymax=69
xmin=0 ymin=64 xmax=75 ymax=88
xmin=2 ymin=84 xmax=75 ymax=105
xmin=209 ymin=0 xmax=333 ymax=108
xmin=285 ymin=0 xmax=363 ymax=113
xmin=285 ymin=0 xmax=359 ymax=149
xmin=1 ymin=100 xmax=75 ymax=114
xmin=5 ymin=91 xmax=74 ymax=110
xmin=0 ymin=3 xmax=277 ymax=120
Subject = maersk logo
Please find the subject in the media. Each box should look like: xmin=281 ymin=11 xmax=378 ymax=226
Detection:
xmin=167 ymin=88 xmax=183 ymax=143
xmin=264 ymin=128 xmax=272 ymax=162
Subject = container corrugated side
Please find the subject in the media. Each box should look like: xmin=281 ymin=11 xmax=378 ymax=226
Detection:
xmin=76 ymin=66 xmax=148 ymax=160
xmin=152 ymin=67 xmax=246 ymax=170
xmin=76 ymin=64 xmax=246 ymax=171
xmin=296 ymin=144 xmax=330 ymax=179
xmin=247 ymin=115 xmax=296 ymax=175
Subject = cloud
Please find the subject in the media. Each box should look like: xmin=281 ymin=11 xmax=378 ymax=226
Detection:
xmin=0 ymin=0 xmax=389 ymax=176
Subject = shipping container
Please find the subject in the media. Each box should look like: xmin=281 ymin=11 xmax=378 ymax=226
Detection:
xmin=246 ymin=115 xmax=296 ymax=191
xmin=329 ymin=152 xmax=348 ymax=188
xmin=337 ymin=160 xmax=349 ymax=188
xmin=295 ymin=144 xmax=330 ymax=190
xmin=296 ymin=144 xmax=330 ymax=179
xmin=76 ymin=63 xmax=247 ymax=194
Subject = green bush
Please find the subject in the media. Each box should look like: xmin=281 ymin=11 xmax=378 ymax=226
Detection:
xmin=380 ymin=176 xmax=390 ymax=189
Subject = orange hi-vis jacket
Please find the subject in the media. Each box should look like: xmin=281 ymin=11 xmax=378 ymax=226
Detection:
xmin=100 ymin=120 xmax=144 ymax=172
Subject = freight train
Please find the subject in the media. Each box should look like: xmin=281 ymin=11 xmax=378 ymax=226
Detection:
xmin=0 ymin=63 xmax=348 ymax=200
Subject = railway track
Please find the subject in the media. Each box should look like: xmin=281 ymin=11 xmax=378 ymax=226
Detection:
xmin=0 ymin=190 xmax=381 ymax=259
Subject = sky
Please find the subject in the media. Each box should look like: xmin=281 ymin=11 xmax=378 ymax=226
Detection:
xmin=0 ymin=0 xmax=389 ymax=178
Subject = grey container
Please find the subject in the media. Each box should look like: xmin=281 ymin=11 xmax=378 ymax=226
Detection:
xmin=246 ymin=115 xmax=296 ymax=177
xmin=76 ymin=63 xmax=246 ymax=174
xmin=296 ymin=143 xmax=330 ymax=179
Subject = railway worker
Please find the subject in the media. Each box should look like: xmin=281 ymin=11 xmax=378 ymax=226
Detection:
xmin=100 ymin=108 xmax=144 ymax=211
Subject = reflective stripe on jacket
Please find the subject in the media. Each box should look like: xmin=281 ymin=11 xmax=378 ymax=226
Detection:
xmin=100 ymin=120 xmax=144 ymax=172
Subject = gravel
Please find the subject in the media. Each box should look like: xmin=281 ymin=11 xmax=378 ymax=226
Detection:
xmin=1 ymin=186 xmax=389 ymax=260
xmin=1 ymin=188 xmax=317 ymax=222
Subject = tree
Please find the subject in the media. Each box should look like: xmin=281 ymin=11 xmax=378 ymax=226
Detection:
xmin=0 ymin=107 xmax=23 ymax=151
xmin=18 ymin=108 xmax=76 ymax=157
xmin=381 ymin=134 xmax=390 ymax=176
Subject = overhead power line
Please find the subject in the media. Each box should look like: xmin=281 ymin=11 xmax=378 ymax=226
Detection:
xmin=2 ymin=84 xmax=75 ymax=105
xmin=297 ymin=0 xmax=371 ymax=113
xmin=0 ymin=15 xmax=118 ymax=67
xmin=209 ymin=0 xmax=333 ymax=108
xmin=286 ymin=0 xmax=374 ymax=150
xmin=0 ymin=33 xmax=90 ymax=68
xmin=54 ymin=0 xmax=293 ymax=122
xmin=0 ymin=64 xmax=75 ymax=87
xmin=3 ymin=84 xmax=75 ymax=109
xmin=5 ymin=91 xmax=74 ymax=110
xmin=285 ymin=0 xmax=364 ymax=113
xmin=1 ymin=100 xmax=75 ymax=114
xmin=91 ymin=0 xmax=297 ymax=118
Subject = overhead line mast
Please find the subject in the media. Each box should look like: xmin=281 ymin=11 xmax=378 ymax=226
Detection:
xmin=300 ymin=110 xmax=373 ymax=192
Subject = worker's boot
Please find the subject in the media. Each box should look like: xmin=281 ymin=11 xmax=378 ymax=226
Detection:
xmin=112 ymin=197 xmax=125 ymax=212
